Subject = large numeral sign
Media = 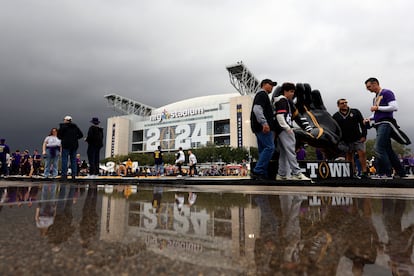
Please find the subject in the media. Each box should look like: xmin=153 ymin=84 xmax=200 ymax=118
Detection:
xmin=146 ymin=122 xmax=209 ymax=151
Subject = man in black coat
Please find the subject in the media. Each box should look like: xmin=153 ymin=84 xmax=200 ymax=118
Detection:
xmin=85 ymin=117 xmax=104 ymax=177
xmin=58 ymin=115 xmax=83 ymax=180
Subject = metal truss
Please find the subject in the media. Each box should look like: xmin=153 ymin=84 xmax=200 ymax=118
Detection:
xmin=226 ymin=61 xmax=260 ymax=95
xmin=104 ymin=94 xmax=154 ymax=116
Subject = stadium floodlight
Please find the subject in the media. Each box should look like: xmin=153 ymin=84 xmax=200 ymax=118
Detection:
xmin=104 ymin=94 xmax=154 ymax=116
xmin=226 ymin=61 xmax=260 ymax=96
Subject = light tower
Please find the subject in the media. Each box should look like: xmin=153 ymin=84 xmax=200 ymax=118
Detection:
xmin=226 ymin=61 xmax=260 ymax=96
xmin=104 ymin=94 xmax=154 ymax=116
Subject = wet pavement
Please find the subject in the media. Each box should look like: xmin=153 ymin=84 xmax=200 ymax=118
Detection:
xmin=1 ymin=181 xmax=414 ymax=275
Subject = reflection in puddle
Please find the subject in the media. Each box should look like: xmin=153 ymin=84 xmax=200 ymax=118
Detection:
xmin=1 ymin=183 xmax=413 ymax=275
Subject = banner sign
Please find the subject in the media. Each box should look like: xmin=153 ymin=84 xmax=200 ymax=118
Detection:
xmin=298 ymin=161 xmax=352 ymax=179
xmin=236 ymin=104 xmax=243 ymax=148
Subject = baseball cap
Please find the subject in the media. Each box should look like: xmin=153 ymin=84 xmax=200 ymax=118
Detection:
xmin=260 ymin=79 xmax=277 ymax=87
xmin=64 ymin=115 xmax=72 ymax=121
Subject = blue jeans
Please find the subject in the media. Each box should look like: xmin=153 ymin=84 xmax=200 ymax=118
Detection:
xmin=155 ymin=163 xmax=164 ymax=175
xmin=44 ymin=148 xmax=59 ymax=177
xmin=253 ymin=131 xmax=275 ymax=176
xmin=61 ymin=148 xmax=77 ymax=178
xmin=375 ymin=123 xmax=404 ymax=176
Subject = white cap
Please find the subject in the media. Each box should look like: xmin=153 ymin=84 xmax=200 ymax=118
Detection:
xmin=64 ymin=115 xmax=72 ymax=121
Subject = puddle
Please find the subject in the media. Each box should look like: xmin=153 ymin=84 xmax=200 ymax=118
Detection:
xmin=1 ymin=182 xmax=413 ymax=275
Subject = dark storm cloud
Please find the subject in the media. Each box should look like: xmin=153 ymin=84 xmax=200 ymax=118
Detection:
xmin=1 ymin=0 xmax=413 ymax=155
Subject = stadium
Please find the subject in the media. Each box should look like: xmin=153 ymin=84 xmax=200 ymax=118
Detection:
xmin=103 ymin=62 xmax=258 ymax=158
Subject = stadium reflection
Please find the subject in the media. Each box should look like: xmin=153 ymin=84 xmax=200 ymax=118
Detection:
xmin=1 ymin=182 xmax=413 ymax=275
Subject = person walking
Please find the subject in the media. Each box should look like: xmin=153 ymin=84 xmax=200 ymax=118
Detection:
xmin=364 ymin=77 xmax=406 ymax=179
xmin=332 ymin=99 xmax=368 ymax=178
xmin=85 ymin=117 xmax=104 ymax=178
xmin=57 ymin=116 xmax=83 ymax=181
xmin=175 ymin=147 xmax=185 ymax=177
xmin=274 ymin=82 xmax=310 ymax=180
xmin=153 ymin=146 xmax=164 ymax=176
xmin=188 ymin=150 xmax=197 ymax=177
xmin=42 ymin=128 xmax=61 ymax=178
xmin=0 ymin=138 xmax=10 ymax=176
xmin=250 ymin=79 xmax=277 ymax=180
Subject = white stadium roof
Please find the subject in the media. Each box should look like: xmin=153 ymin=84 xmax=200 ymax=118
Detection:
xmin=105 ymin=93 xmax=240 ymax=116
xmin=152 ymin=93 xmax=240 ymax=113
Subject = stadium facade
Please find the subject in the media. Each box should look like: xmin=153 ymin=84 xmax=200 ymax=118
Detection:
xmin=104 ymin=93 xmax=257 ymax=157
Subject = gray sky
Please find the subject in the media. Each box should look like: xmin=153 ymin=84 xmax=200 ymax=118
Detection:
xmin=1 ymin=0 xmax=413 ymax=156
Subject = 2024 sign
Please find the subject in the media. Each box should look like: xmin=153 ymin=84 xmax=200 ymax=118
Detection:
xmin=146 ymin=122 xmax=210 ymax=151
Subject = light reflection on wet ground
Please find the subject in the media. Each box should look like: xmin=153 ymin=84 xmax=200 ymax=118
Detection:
xmin=1 ymin=181 xmax=414 ymax=275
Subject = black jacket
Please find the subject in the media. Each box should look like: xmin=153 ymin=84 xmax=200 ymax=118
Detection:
xmin=57 ymin=122 xmax=84 ymax=150
xmin=86 ymin=125 xmax=104 ymax=148
xmin=250 ymin=90 xmax=275 ymax=133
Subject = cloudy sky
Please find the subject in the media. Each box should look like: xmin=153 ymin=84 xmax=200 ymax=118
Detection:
xmin=1 ymin=0 xmax=413 ymax=156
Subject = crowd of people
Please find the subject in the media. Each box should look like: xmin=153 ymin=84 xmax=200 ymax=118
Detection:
xmin=0 ymin=144 xmax=43 ymax=177
xmin=250 ymin=77 xmax=411 ymax=180
xmin=0 ymin=115 xmax=103 ymax=180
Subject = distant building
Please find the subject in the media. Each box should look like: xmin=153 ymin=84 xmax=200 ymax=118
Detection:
xmin=104 ymin=62 xmax=266 ymax=157
xmin=104 ymin=93 xmax=257 ymax=157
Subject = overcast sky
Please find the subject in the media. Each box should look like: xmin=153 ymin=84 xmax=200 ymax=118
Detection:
xmin=1 ymin=0 xmax=413 ymax=156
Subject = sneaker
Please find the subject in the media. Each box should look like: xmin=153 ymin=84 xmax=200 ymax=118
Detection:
xmin=176 ymin=174 xmax=183 ymax=178
xmin=291 ymin=173 xmax=311 ymax=181
xmin=370 ymin=174 xmax=393 ymax=179
xmin=251 ymin=171 xmax=268 ymax=180
xmin=254 ymin=174 xmax=269 ymax=180
xmin=276 ymin=174 xmax=288 ymax=180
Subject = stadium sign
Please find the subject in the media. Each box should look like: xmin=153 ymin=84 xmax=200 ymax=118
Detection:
xmin=150 ymin=108 xmax=204 ymax=122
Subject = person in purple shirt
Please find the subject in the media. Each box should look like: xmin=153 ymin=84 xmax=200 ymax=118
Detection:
xmin=20 ymin=150 xmax=31 ymax=176
xmin=409 ymin=155 xmax=414 ymax=175
xmin=364 ymin=77 xmax=406 ymax=179
xmin=296 ymin=146 xmax=306 ymax=161
xmin=11 ymin=150 xmax=21 ymax=175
